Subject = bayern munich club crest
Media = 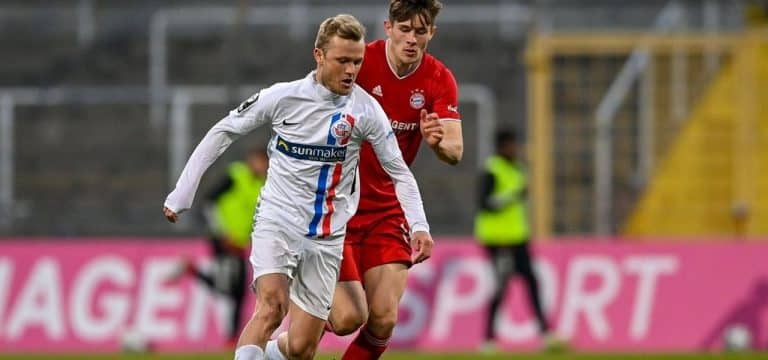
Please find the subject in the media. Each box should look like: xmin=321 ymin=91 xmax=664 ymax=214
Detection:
xmin=409 ymin=89 xmax=426 ymax=109
xmin=331 ymin=116 xmax=353 ymax=143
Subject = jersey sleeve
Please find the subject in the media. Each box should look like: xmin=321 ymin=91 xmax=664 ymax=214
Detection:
xmin=164 ymin=88 xmax=277 ymax=213
xmin=229 ymin=88 xmax=278 ymax=132
xmin=361 ymin=99 xmax=402 ymax=164
xmin=432 ymin=67 xmax=461 ymax=121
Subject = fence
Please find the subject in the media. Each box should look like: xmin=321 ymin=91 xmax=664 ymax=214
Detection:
xmin=526 ymin=29 xmax=767 ymax=237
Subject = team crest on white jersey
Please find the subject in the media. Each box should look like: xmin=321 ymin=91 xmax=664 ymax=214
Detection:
xmin=331 ymin=117 xmax=353 ymax=144
xmin=409 ymin=89 xmax=425 ymax=109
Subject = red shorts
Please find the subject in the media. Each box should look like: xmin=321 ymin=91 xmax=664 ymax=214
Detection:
xmin=338 ymin=209 xmax=412 ymax=282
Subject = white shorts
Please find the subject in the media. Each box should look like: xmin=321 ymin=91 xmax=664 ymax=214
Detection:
xmin=249 ymin=218 xmax=343 ymax=320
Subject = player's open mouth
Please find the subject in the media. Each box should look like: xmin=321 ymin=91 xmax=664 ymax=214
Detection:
xmin=341 ymin=79 xmax=353 ymax=87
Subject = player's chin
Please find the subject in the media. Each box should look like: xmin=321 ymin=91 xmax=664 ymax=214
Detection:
xmin=334 ymin=87 xmax=352 ymax=96
xmin=338 ymin=80 xmax=354 ymax=94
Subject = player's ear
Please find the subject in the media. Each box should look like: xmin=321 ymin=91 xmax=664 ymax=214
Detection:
xmin=313 ymin=47 xmax=324 ymax=66
xmin=383 ymin=19 xmax=393 ymax=35
xmin=428 ymin=25 xmax=437 ymax=39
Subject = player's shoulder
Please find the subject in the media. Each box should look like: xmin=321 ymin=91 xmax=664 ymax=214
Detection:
xmin=234 ymin=78 xmax=301 ymax=115
xmin=352 ymin=85 xmax=384 ymax=115
xmin=362 ymin=40 xmax=386 ymax=69
xmin=352 ymin=84 xmax=378 ymax=106
xmin=422 ymin=52 xmax=455 ymax=80
xmin=254 ymin=77 xmax=306 ymax=105
xmin=366 ymin=39 xmax=386 ymax=55
xmin=262 ymin=78 xmax=302 ymax=97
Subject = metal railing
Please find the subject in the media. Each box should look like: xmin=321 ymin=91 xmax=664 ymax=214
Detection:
xmin=0 ymin=86 xmax=149 ymax=229
xmin=167 ymin=84 xmax=497 ymax=181
xmin=0 ymin=83 xmax=496 ymax=231
xmin=148 ymin=4 xmax=531 ymax=129
xmin=592 ymin=0 xmax=726 ymax=234
xmin=0 ymin=96 xmax=13 ymax=228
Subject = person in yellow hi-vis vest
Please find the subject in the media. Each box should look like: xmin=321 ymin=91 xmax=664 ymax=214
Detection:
xmin=169 ymin=146 xmax=268 ymax=347
xmin=475 ymin=130 xmax=559 ymax=352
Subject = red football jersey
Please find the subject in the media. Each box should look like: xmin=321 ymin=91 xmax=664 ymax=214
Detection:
xmin=351 ymin=40 xmax=460 ymax=216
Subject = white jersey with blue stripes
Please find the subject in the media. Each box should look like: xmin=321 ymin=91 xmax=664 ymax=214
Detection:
xmin=164 ymin=71 xmax=429 ymax=239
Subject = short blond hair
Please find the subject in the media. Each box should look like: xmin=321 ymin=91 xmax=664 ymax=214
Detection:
xmin=314 ymin=14 xmax=366 ymax=52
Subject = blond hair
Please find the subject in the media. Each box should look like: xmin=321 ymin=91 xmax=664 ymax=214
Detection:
xmin=314 ymin=14 xmax=366 ymax=52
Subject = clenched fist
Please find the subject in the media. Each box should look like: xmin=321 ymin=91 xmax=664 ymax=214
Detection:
xmin=420 ymin=109 xmax=444 ymax=147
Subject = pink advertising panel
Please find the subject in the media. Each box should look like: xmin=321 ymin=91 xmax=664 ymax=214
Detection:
xmin=0 ymin=238 xmax=766 ymax=352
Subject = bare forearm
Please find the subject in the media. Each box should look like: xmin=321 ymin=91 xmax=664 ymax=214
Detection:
xmin=431 ymin=138 xmax=463 ymax=165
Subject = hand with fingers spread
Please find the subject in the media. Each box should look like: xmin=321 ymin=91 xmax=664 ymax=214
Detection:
xmin=419 ymin=109 xmax=444 ymax=148
xmin=410 ymin=230 xmax=434 ymax=264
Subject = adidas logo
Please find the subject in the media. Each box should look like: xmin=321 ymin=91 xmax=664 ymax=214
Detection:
xmin=372 ymin=85 xmax=383 ymax=97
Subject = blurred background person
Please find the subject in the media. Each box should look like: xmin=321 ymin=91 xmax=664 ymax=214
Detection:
xmin=168 ymin=146 xmax=268 ymax=347
xmin=474 ymin=130 xmax=558 ymax=352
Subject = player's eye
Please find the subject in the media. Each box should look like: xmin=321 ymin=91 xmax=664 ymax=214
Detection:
xmin=353 ymin=59 xmax=363 ymax=65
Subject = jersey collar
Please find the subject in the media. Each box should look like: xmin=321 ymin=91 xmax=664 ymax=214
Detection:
xmin=308 ymin=71 xmax=350 ymax=107
xmin=385 ymin=39 xmax=422 ymax=80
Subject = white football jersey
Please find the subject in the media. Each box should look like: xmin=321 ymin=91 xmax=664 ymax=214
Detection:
xmin=165 ymin=72 xmax=428 ymax=239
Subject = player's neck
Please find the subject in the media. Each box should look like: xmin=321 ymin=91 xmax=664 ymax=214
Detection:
xmin=389 ymin=57 xmax=419 ymax=77
xmin=313 ymin=71 xmax=343 ymax=98
xmin=385 ymin=41 xmax=421 ymax=78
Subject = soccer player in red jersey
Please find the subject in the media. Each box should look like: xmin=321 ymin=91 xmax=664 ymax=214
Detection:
xmin=327 ymin=1 xmax=463 ymax=359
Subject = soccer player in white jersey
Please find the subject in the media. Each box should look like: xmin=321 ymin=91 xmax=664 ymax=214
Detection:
xmin=163 ymin=14 xmax=432 ymax=360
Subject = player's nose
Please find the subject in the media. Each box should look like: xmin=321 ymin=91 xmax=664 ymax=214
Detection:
xmin=344 ymin=62 xmax=356 ymax=74
xmin=405 ymin=32 xmax=417 ymax=44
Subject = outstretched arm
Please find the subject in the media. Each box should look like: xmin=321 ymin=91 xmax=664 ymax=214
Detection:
xmin=164 ymin=91 xmax=272 ymax=221
xmin=163 ymin=116 xmax=247 ymax=220
xmin=365 ymin=101 xmax=432 ymax=263
xmin=379 ymin=156 xmax=433 ymax=264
